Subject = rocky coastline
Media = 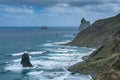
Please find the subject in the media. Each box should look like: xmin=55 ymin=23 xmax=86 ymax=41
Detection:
xmin=67 ymin=14 xmax=120 ymax=48
xmin=67 ymin=14 xmax=120 ymax=80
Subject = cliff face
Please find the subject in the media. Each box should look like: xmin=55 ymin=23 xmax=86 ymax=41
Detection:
xmin=68 ymin=13 xmax=120 ymax=80
xmin=78 ymin=18 xmax=90 ymax=31
xmin=68 ymin=30 xmax=120 ymax=80
xmin=68 ymin=14 xmax=120 ymax=47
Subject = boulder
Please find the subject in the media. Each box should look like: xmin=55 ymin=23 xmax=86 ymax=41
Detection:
xmin=21 ymin=53 xmax=33 ymax=67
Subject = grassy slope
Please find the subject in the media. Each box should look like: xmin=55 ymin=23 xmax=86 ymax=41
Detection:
xmin=68 ymin=14 xmax=120 ymax=80
xmin=68 ymin=31 xmax=120 ymax=80
xmin=68 ymin=14 xmax=120 ymax=47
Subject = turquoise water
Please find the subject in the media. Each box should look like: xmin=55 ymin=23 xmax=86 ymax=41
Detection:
xmin=0 ymin=27 xmax=94 ymax=80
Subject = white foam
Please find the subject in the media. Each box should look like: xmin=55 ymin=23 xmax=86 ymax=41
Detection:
xmin=27 ymin=71 xmax=44 ymax=75
xmin=12 ymin=59 xmax=21 ymax=62
xmin=31 ymin=60 xmax=59 ymax=69
xmin=29 ymin=51 xmax=45 ymax=55
xmin=27 ymin=71 xmax=70 ymax=80
xmin=38 ymin=40 xmax=71 ymax=48
xmin=43 ymin=43 xmax=54 ymax=46
xmin=53 ymin=40 xmax=71 ymax=45
xmin=11 ymin=51 xmax=45 ymax=56
xmin=6 ymin=45 xmax=95 ymax=80
xmin=11 ymin=52 xmax=24 ymax=56
xmin=5 ymin=63 xmax=23 ymax=72
xmin=52 ymin=72 xmax=70 ymax=80
xmin=5 ymin=61 xmax=36 ymax=72
xmin=47 ymin=48 xmax=70 ymax=53
xmin=48 ymin=53 xmax=89 ymax=56
xmin=63 ymin=34 xmax=74 ymax=37
xmin=64 ymin=74 xmax=93 ymax=80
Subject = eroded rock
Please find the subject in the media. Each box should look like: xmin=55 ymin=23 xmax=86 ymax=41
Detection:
xmin=21 ymin=53 xmax=33 ymax=67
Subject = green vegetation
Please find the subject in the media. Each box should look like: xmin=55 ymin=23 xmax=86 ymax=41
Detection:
xmin=67 ymin=14 xmax=120 ymax=48
xmin=68 ymin=13 xmax=120 ymax=80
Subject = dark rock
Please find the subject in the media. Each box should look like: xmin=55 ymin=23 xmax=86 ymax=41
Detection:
xmin=71 ymin=72 xmax=75 ymax=75
xmin=114 ymin=30 xmax=120 ymax=36
xmin=78 ymin=18 xmax=90 ymax=31
xmin=40 ymin=26 xmax=48 ymax=30
xmin=21 ymin=53 xmax=33 ymax=67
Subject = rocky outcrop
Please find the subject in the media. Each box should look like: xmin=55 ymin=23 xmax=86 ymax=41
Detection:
xmin=67 ymin=14 xmax=120 ymax=47
xmin=68 ymin=30 xmax=120 ymax=80
xmin=78 ymin=18 xmax=90 ymax=31
xmin=40 ymin=26 xmax=48 ymax=30
xmin=21 ymin=53 xmax=33 ymax=67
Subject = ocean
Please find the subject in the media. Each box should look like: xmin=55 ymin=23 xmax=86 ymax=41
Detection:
xmin=0 ymin=27 xmax=94 ymax=80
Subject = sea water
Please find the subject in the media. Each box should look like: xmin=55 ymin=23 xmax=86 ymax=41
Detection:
xmin=0 ymin=27 xmax=94 ymax=80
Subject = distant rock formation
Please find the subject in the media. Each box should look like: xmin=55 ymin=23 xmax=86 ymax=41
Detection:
xmin=40 ymin=26 xmax=48 ymax=30
xmin=78 ymin=18 xmax=90 ymax=31
xmin=21 ymin=53 xmax=33 ymax=67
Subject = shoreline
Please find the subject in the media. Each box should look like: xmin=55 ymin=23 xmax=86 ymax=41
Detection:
xmin=66 ymin=14 xmax=120 ymax=80
xmin=67 ymin=47 xmax=96 ymax=79
xmin=67 ymin=30 xmax=120 ymax=80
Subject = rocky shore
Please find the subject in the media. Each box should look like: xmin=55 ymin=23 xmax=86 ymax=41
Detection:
xmin=67 ymin=14 xmax=120 ymax=80
xmin=67 ymin=14 xmax=120 ymax=48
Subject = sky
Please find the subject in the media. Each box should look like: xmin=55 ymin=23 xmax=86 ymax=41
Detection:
xmin=0 ymin=0 xmax=120 ymax=27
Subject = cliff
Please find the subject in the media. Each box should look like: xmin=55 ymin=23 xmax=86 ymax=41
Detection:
xmin=68 ymin=14 xmax=120 ymax=80
xmin=68 ymin=30 xmax=120 ymax=80
xmin=67 ymin=14 xmax=120 ymax=47
xmin=78 ymin=18 xmax=90 ymax=31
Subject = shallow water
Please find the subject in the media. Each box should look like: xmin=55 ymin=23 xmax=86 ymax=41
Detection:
xmin=0 ymin=27 xmax=94 ymax=80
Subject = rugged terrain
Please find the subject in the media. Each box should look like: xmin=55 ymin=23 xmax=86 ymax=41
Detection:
xmin=78 ymin=18 xmax=90 ymax=31
xmin=68 ymin=14 xmax=120 ymax=48
xmin=68 ymin=14 xmax=120 ymax=80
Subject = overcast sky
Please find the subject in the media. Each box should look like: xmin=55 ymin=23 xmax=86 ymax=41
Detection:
xmin=0 ymin=0 xmax=120 ymax=27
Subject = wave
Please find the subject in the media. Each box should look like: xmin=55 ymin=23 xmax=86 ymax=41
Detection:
xmin=38 ymin=40 xmax=71 ymax=47
xmin=11 ymin=51 xmax=46 ymax=56
xmin=27 ymin=70 xmax=69 ymax=80
xmin=27 ymin=71 xmax=44 ymax=75
xmin=42 ymin=43 xmax=55 ymax=46
xmin=47 ymin=48 xmax=69 ymax=53
xmin=46 ymin=47 xmax=77 ymax=53
xmin=5 ymin=51 xmax=94 ymax=73
xmin=29 ymin=51 xmax=46 ymax=55
xmin=27 ymin=70 xmax=92 ymax=80
xmin=12 ymin=59 xmax=21 ymax=62
xmin=53 ymin=40 xmax=71 ymax=45
xmin=5 ymin=59 xmax=36 ymax=72
xmin=5 ymin=45 xmax=95 ymax=80
xmin=11 ymin=52 xmax=24 ymax=56
xmin=63 ymin=34 xmax=74 ymax=38
xmin=4 ymin=63 xmax=23 ymax=72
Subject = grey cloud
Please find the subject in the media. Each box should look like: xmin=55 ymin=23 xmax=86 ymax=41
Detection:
xmin=69 ymin=0 xmax=104 ymax=7
xmin=0 ymin=0 xmax=120 ymax=13
xmin=0 ymin=0 xmax=119 ymax=7
xmin=0 ymin=0 xmax=59 ymax=7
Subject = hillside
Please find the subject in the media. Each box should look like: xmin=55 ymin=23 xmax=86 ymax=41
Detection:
xmin=68 ymin=30 xmax=120 ymax=80
xmin=67 ymin=14 xmax=120 ymax=47
xmin=67 ymin=13 xmax=120 ymax=80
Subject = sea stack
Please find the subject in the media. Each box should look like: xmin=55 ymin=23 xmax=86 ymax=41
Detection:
xmin=21 ymin=53 xmax=33 ymax=67
xmin=78 ymin=18 xmax=90 ymax=31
